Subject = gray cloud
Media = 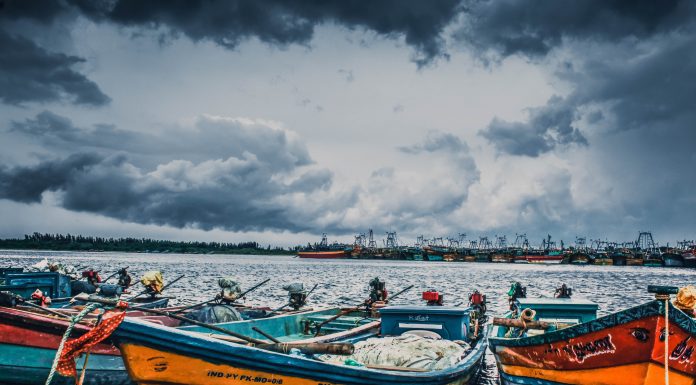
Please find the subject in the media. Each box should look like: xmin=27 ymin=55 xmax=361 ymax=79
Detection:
xmin=458 ymin=0 xmax=693 ymax=59
xmin=0 ymin=29 xmax=110 ymax=106
xmin=69 ymin=0 xmax=462 ymax=67
xmin=2 ymin=112 xmax=334 ymax=232
xmin=480 ymin=96 xmax=588 ymax=157
xmin=0 ymin=153 xmax=103 ymax=203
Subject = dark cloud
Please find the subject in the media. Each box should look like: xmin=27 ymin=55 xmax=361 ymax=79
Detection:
xmin=458 ymin=0 xmax=694 ymax=59
xmin=480 ymin=96 xmax=588 ymax=157
xmin=2 ymin=112 xmax=335 ymax=232
xmin=70 ymin=0 xmax=462 ymax=67
xmin=0 ymin=29 xmax=110 ymax=106
xmin=0 ymin=153 xmax=103 ymax=203
xmin=11 ymin=112 xmax=313 ymax=170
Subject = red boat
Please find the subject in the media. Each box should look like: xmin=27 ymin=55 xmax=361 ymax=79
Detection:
xmin=297 ymin=250 xmax=349 ymax=259
xmin=297 ymin=233 xmax=350 ymax=259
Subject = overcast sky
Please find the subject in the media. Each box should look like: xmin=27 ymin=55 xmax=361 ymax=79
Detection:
xmin=1 ymin=0 xmax=695 ymax=247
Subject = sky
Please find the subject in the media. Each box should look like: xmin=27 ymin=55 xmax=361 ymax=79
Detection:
xmin=1 ymin=0 xmax=695 ymax=248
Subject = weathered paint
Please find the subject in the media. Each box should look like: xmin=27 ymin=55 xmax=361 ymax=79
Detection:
xmin=113 ymin=316 xmax=488 ymax=385
xmin=489 ymin=300 xmax=696 ymax=385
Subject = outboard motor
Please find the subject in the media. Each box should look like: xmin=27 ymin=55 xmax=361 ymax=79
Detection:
xmin=218 ymin=278 xmax=242 ymax=303
xmin=422 ymin=290 xmax=444 ymax=306
xmin=468 ymin=289 xmax=487 ymax=339
xmin=31 ymin=289 xmax=52 ymax=307
xmin=554 ymin=283 xmax=572 ymax=298
xmin=117 ymin=268 xmax=132 ymax=288
xmin=469 ymin=290 xmax=487 ymax=315
xmin=282 ymin=283 xmax=307 ymax=310
xmin=82 ymin=269 xmax=102 ymax=286
xmin=369 ymin=277 xmax=388 ymax=303
xmin=508 ymin=281 xmax=527 ymax=315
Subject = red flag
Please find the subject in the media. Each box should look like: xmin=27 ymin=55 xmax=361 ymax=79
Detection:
xmin=56 ymin=310 xmax=126 ymax=377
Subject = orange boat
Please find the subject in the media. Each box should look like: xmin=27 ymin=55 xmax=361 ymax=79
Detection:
xmin=489 ymin=285 xmax=696 ymax=385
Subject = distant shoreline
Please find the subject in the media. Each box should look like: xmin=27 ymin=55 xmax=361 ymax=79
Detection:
xmin=0 ymin=247 xmax=295 ymax=256
xmin=0 ymin=233 xmax=296 ymax=256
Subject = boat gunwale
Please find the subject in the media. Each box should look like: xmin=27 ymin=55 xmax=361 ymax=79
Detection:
xmin=488 ymin=300 xmax=696 ymax=349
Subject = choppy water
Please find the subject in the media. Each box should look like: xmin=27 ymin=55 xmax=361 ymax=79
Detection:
xmin=2 ymin=250 xmax=696 ymax=384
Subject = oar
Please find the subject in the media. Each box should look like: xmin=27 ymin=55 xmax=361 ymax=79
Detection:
xmin=313 ymin=284 xmax=414 ymax=336
xmin=130 ymin=274 xmax=185 ymax=300
xmin=79 ymin=295 xmax=266 ymax=344
xmin=171 ymin=278 xmax=271 ymax=314
xmin=270 ymin=283 xmax=319 ymax=314
xmin=77 ymin=296 xmax=354 ymax=355
xmin=1 ymin=292 xmax=73 ymax=319
xmin=102 ymin=267 xmax=129 ymax=283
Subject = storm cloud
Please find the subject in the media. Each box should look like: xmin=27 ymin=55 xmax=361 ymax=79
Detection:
xmin=71 ymin=0 xmax=463 ymax=67
xmin=3 ymin=113 xmax=335 ymax=232
xmin=458 ymin=0 xmax=693 ymax=59
xmin=480 ymin=96 xmax=587 ymax=157
xmin=0 ymin=29 xmax=110 ymax=106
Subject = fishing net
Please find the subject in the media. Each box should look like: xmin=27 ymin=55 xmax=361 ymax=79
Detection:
xmin=321 ymin=334 xmax=470 ymax=371
xmin=674 ymin=286 xmax=696 ymax=311
xmin=282 ymin=283 xmax=304 ymax=293
xmin=184 ymin=304 xmax=243 ymax=324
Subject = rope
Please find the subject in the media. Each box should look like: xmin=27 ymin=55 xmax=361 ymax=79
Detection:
xmin=45 ymin=303 xmax=101 ymax=385
xmin=664 ymin=296 xmax=670 ymax=385
xmin=655 ymin=294 xmax=670 ymax=385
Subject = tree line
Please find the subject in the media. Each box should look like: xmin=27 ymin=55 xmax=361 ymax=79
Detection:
xmin=0 ymin=233 xmax=295 ymax=255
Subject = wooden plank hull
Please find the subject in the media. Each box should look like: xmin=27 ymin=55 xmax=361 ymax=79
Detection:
xmin=113 ymin=318 xmax=488 ymax=385
xmin=489 ymin=301 xmax=696 ymax=385
xmin=0 ymin=306 xmax=377 ymax=385
xmin=0 ymin=307 xmax=130 ymax=385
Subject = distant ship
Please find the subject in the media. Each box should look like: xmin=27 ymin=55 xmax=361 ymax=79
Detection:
xmin=297 ymin=233 xmax=350 ymax=259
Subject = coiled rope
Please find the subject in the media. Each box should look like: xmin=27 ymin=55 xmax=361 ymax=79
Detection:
xmin=45 ymin=303 xmax=101 ymax=385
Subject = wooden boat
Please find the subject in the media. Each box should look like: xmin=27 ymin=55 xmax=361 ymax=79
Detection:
xmin=567 ymin=252 xmax=590 ymax=265
xmin=489 ymin=287 xmax=696 ymax=385
xmin=112 ymin=305 xmax=488 ymax=385
xmin=0 ymin=271 xmax=71 ymax=299
xmin=0 ymin=306 xmax=377 ymax=385
xmin=661 ymin=250 xmax=685 ymax=267
xmin=491 ymin=252 xmax=514 ymax=263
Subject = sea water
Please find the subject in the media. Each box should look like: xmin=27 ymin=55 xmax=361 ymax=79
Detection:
xmin=2 ymin=250 xmax=695 ymax=384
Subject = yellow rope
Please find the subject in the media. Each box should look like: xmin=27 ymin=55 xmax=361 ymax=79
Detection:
xmin=655 ymin=294 xmax=670 ymax=385
xmin=665 ymin=296 xmax=669 ymax=385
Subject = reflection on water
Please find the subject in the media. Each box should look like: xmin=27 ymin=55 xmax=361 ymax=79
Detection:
xmin=2 ymin=250 xmax=695 ymax=384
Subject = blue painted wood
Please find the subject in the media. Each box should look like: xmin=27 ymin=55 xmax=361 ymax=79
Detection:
xmin=113 ymin=309 xmax=488 ymax=385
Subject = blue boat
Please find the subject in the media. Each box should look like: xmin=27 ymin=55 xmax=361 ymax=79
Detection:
xmin=111 ymin=305 xmax=488 ymax=385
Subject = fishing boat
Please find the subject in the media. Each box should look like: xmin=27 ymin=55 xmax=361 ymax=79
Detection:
xmin=661 ymin=247 xmax=685 ymax=267
xmin=111 ymin=304 xmax=488 ymax=385
xmin=297 ymin=234 xmax=350 ymax=259
xmin=0 ymin=271 xmax=72 ymax=299
xmin=567 ymin=252 xmax=590 ymax=265
xmin=488 ymin=285 xmax=696 ymax=385
xmin=0 ymin=305 xmax=378 ymax=385
xmin=683 ymin=245 xmax=696 ymax=268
